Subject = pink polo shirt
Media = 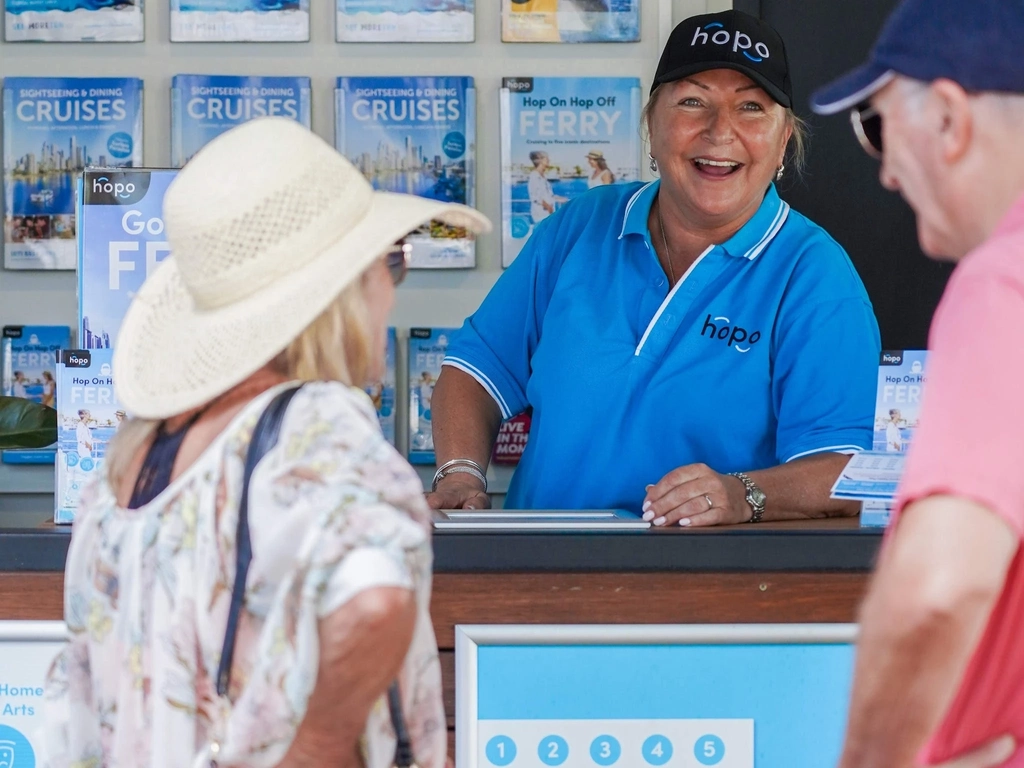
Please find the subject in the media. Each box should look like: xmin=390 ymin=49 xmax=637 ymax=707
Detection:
xmin=891 ymin=192 xmax=1024 ymax=766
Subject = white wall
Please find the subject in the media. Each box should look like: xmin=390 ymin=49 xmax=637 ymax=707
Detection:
xmin=0 ymin=0 xmax=728 ymax=508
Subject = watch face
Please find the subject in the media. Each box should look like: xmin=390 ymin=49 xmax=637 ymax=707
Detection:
xmin=750 ymin=488 xmax=767 ymax=506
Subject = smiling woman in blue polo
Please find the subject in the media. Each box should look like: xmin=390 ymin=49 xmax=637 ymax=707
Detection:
xmin=428 ymin=10 xmax=881 ymax=526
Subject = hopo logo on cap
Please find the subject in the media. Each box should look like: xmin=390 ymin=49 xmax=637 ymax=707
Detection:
xmin=691 ymin=21 xmax=770 ymax=62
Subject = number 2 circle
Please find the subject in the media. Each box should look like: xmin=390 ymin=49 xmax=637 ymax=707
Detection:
xmin=642 ymin=734 xmax=673 ymax=765
xmin=539 ymin=735 xmax=569 ymax=765
xmin=590 ymin=734 xmax=621 ymax=765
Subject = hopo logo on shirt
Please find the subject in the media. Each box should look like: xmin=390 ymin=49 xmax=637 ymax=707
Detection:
xmin=691 ymin=21 xmax=771 ymax=62
xmin=701 ymin=314 xmax=762 ymax=353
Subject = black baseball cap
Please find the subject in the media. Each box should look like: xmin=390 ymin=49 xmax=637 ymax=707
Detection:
xmin=653 ymin=10 xmax=793 ymax=109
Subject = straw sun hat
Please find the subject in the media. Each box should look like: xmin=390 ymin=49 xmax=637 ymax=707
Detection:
xmin=113 ymin=117 xmax=491 ymax=420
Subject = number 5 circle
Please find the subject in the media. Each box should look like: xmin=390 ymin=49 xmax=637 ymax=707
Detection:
xmin=538 ymin=735 xmax=569 ymax=766
xmin=694 ymin=734 xmax=725 ymax=766
xmin=642 ymin=734 xmax=673 ymax=766
xmin=590 ymin=734 xmax=621 ymax=765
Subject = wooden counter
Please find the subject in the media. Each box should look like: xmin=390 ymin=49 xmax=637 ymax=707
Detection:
xmin=0 ymin=515 xmax=881 ymax=757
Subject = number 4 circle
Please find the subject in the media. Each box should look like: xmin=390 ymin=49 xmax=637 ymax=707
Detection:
xmin=539 ymin=735 xmax=569 ymax=766
xmin=642 ymin=734 xmax=673 ymax=766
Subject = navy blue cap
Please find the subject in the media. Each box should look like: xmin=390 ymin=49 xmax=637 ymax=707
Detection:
xmin=811 ymin=0 xmax=1024 ymax=115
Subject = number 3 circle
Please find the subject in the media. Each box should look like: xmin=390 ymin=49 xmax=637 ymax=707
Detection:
xmin=590 ymin=734 xmax=621 ymax=765
xmin=539 ymin=735 xmax=569 ymax=766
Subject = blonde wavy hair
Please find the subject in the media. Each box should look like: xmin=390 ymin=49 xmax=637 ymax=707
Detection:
xmin=106 ymin=277 xmax=374 ymax=491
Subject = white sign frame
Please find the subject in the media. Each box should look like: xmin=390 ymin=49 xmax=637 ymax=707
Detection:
xmin=455 ymin=623 xmax=858 ymax=768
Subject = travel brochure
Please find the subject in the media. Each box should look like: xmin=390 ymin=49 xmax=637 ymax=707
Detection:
xmin=4 ymin=0 xmax=143 ymax=41
xmin=501 ymin=0 xmax=638 ymax=42
xmin=500 ymin=76 xmax=641 ymax=266
xmin=831 ymin=350 xmax=929 ymax=528
xmin=2 ymin=77 xmax=143 ymax=270
xmin=336 ymin=0 xmax=473 ymax=42
xmin=170 ymin=0 xmax=309 ymax=42
xmin=172 ymin=75 xmax=312 ymax=167
xmin=336 ymin=76 xmax=477 ymax=268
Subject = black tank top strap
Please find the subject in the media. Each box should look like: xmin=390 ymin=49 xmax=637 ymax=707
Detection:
xmin=126 ymin=400 xmax=217 ymax=510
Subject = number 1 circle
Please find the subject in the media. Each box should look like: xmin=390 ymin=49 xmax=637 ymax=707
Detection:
xmin=485 ymin=735 xmax=516 ymax=766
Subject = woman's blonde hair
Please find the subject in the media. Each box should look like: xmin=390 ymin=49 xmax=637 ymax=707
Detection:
xmin=106 ymin=275 xmax=375 ymax=491
xmin=642 ymin=83 xmax=809 ymax=175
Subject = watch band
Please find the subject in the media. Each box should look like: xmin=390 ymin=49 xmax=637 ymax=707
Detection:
xmin=729 ymin=471 xmax=766 ymax=523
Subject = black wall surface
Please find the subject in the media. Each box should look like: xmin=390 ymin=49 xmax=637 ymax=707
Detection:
xmin=734 ymin=0 xmax=953 ymax=349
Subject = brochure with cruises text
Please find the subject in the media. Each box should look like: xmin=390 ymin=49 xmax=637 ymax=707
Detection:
xmin=336 ymin=76 xmax=477 ymax=268
xmin=171 ymin=75 xmax=311 ymax=167
xmin=3 ymin=77 xmax=143 ymax=270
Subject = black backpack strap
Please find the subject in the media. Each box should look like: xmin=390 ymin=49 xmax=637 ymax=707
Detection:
xmin=388 ymin=681 xmax=416 ymax=767
xmin=216 ymin=384 xmax=304 ymax=697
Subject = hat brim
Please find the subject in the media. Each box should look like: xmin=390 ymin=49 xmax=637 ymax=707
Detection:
xmin=654 ymin=62 xmax=792 ymax=108
xmin=113 ymin=193 xmax=490 ymax=419
xmin=810 ymin=63 xmax=895 ymax=115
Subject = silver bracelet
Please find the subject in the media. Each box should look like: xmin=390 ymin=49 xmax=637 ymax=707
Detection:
xmin=432 ymin=459 xmax=487 ymax=493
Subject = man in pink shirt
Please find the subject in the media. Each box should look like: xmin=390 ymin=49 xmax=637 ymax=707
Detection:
xmin=812 ymin=0 xmax=1024 ymax=766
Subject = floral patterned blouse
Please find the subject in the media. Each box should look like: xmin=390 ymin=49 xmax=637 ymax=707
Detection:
xmin=42 ymin=382 xmax=446 ymax=768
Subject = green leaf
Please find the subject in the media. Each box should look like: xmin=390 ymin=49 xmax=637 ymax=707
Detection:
xmin=0 ymin=396 xmax=58 ymax=449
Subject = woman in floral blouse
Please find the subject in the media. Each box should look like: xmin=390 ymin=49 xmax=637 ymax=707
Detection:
xmin=42 ymin=117 xmax=490 ymax=768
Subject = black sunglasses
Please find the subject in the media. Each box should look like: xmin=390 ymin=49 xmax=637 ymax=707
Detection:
xmin=385 ymin=241 xmax=412 ymax=286
xmin=850 ymin=104 xmax=883 ymax=159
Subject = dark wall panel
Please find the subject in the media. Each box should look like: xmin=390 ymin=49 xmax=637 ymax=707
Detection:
xmin=750 ymin=0 xmax=953 ymax=349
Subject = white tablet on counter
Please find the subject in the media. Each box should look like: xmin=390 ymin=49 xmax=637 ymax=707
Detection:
xmin=431 ymin=509 xmax=650 ymax=531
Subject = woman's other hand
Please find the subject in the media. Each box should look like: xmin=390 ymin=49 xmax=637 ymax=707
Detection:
xmin=426 ymin=475 xmax=490 ymax=511
xmin=642 ymin=463 xmax=749 ymax=527
xmin=930 ymin=737 xmax=1015 ymax=768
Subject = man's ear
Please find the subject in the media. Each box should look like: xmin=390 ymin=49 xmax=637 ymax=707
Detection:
xmin=930 ymin=78 xmax=973 ymax=165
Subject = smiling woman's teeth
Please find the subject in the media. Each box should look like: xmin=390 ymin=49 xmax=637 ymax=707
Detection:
xmin=694 ymin=158 xmax=739 ymax=167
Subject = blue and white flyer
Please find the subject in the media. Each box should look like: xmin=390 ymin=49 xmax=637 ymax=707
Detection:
xmin=336 ymin=76 xmax=477 ymax=268
xmin=3 ymin=77 xmax=143 ymax=270
xmin=55 ymin=347 xmax=121 ymax=524
xmin=408 ymin=327 xmax=453 ymax=464
xmin=502 ymin=0 xmax=638 ymax=42
xmin=5 ymin=0 xmax=143 ymax=42
xmin=170 ymin=0 xmax=309 ymax=41
xmin=336 ymin=0 xmax=474 ymax=42
xmin=873 ymin=349 xmax=928 ymax=453
xmin=171 ymin=75 xmax=312 ymax=167
xmin=78 ymin=169 xmax=177 ymax=349
xmin=500 ymin=76 xmax=640 ymax=266
xmin=2 ymin=325 xmax=69 ymax=405
xmin=365 ymin=327 xmax=396 ymax=445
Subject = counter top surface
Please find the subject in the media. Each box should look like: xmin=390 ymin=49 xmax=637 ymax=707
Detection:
xmin=0 ymin=514 xmax=882 ymax=573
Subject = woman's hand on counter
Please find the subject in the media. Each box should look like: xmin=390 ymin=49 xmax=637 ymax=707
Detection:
xmin=642 ymin=463 xmax=750 ymax=527
xmin=426 ymin=474 xmax=491 ymax=511
xmin=930 ymin=737 xmax=1015 ymax=768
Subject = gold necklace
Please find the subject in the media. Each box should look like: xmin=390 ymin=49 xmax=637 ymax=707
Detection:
xmin=656 ymin=199 xmax=677 ymax=286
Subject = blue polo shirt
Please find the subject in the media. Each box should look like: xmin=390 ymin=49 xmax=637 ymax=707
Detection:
xmin=444 ymin=181 xmax=881 ymax=513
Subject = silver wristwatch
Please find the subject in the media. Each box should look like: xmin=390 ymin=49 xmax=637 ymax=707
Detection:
xmin=729 ymin=471 xmax=766 ymax=523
